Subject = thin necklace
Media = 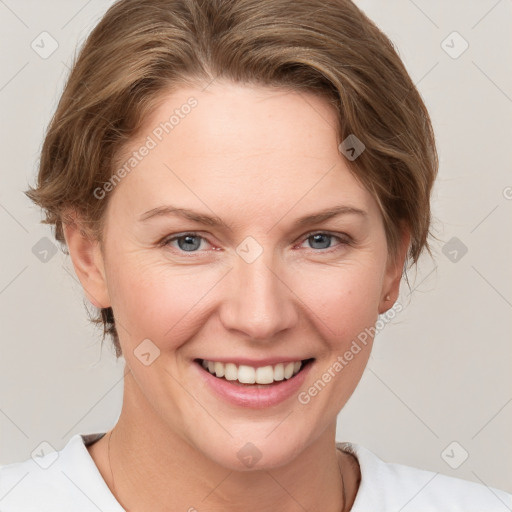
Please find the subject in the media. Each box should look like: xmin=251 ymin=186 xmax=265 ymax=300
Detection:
xmin=337 ymin=446 xmax=348 ymax=512
xmin=107 ymin=430 xmax=117 ymax=497
xmin=108 ymin=430 xmax=347 ymax=512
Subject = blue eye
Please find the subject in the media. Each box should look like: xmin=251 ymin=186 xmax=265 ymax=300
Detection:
xmin=163 ymin=233 xmax=208 ymax=252
xmin=301 ymin=232 xmax=348 ymax=251
xmin=161 ymin=231 xmax=351 ymax=255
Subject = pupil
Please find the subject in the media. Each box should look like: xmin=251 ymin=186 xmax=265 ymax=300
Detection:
xmin=179 ymin=235 xmax=201 ymax=251
xmin=310 ymin=234 xmax=330 ymax=249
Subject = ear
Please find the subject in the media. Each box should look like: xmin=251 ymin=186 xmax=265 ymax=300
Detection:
xmin=62 ymin=211 xmax=111 ymax=309
xmin=378 ymin=221 xmax=411 ymax=315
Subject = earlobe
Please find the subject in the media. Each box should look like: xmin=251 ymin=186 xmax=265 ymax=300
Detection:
xmin=378 ymin=223 xmax=411 ymax=314
xmin=62 ymin=213 xmax=111 ymax=309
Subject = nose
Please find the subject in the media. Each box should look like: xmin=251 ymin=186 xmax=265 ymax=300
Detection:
xmin=219 ymin=244 xmax=297 ymax=342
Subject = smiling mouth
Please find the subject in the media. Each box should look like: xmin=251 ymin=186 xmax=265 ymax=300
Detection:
xmin=194 ymin=358 xmax=315 ymax=386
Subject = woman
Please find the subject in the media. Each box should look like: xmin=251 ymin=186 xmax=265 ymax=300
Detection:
xmin=1 ymin=0 xmax=510 ymax=510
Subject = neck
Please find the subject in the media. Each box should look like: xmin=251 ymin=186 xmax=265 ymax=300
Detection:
xmin=95 ymin=371 xmax=357 ymax=512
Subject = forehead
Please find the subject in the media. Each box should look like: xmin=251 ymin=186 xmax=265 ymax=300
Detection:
xmin=108 ymin=81 xmax=377 ymax=221
xmin=139 ymin=81 xmax=340 ymax=159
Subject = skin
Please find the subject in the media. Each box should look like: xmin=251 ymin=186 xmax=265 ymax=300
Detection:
xmin=64 ymin=80 xmax=410 ymax=512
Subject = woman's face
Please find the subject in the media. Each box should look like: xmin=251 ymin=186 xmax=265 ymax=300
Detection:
xmin=80 ymin=81 xmax=406 ymax=469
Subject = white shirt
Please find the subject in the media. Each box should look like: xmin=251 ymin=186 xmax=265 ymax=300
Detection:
xmin=0 ymin=432 xmax=510 ymax=511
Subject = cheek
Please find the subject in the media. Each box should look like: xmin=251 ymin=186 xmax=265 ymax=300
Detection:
xmin=107 ymin=244 xmax=385 ymax=354
xmin=289 ymin=260 xmax=384 ymax=341
xmin=107 ymin=258 xmax=224 ymax=346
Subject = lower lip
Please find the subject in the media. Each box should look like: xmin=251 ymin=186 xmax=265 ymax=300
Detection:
xmin=194 ymin=359 xmax=314 ymax=409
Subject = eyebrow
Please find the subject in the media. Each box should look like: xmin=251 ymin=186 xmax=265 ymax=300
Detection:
xmin=139 ymin=204 xmax=367 ymax=229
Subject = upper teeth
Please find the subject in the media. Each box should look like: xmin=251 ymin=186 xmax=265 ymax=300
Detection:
xmin=201 ymin=359 xmax=303 ymax=384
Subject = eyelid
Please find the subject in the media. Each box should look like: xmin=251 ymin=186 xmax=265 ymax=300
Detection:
xmin=296 ymin=230 xmax=353 ymax=251
xmin=159 ymin=231 xmax=213 ymax=250
xmin=299 ymin=230 xmax=352 ymax=243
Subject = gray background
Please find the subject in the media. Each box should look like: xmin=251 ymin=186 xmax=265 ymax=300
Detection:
xmin=1 ymin=0 xmax=511 ymax=495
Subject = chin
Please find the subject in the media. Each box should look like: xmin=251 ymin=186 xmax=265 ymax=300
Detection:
xmin=191 ymin=430 xmax=309 ymax=472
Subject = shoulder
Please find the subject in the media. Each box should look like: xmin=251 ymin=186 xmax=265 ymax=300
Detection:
xmin=0 ymin=433 xmax=123 ymax=512
xmin=337 ymin=442 xmax=512 ymax=511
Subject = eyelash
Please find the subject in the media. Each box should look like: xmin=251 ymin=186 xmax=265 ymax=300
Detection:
xmin=159 ymin=231 xmax=352 ymax=256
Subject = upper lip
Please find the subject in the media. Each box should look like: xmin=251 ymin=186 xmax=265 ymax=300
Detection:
xmin=196 ymin=357 xmax=314 ymax=367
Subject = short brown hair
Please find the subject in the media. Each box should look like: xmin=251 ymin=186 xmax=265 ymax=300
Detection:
xmin=25 ymin=0 xmax=439 ymax=358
